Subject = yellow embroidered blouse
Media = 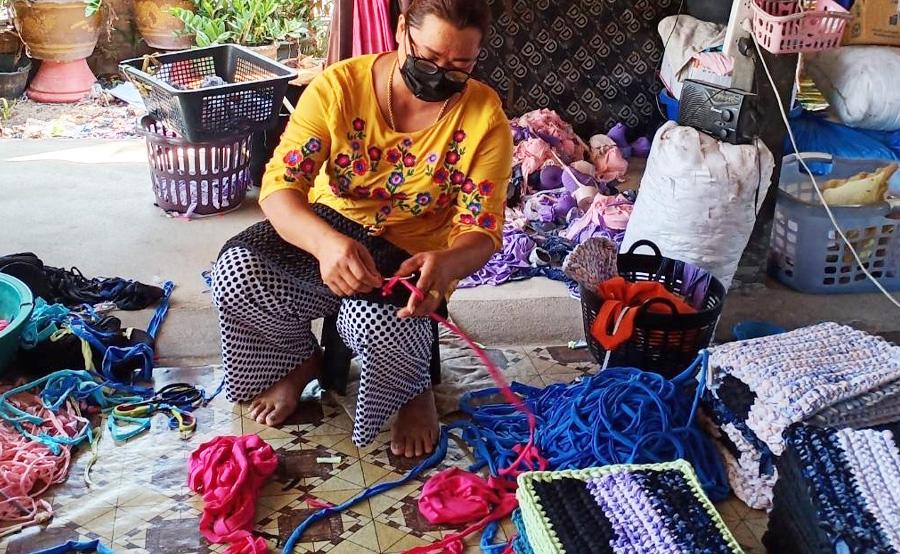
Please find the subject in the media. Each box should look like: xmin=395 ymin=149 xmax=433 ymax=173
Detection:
xmin=260 ymin=54 xmax=513 ymax=254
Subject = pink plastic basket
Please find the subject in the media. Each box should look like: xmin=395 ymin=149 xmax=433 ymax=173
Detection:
xmin=751 ymin=0 xmax=850 ymax=54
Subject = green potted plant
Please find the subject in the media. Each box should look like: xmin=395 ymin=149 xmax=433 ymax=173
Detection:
xmin=134 ymin=0 xmax=195 ymax=50
xmin=171 ymin=0 xmax=309 ymax=59
xmin=9 ymin=0 xmax=104 ymax=102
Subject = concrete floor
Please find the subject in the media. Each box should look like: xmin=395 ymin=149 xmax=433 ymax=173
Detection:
xmin=1 ymin=139 xmax=897 ymax=367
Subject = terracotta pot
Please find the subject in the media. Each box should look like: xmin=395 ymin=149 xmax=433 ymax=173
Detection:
xmin=134 ymin=0 xmax=194 ymax=51
xmin=27 ymin=59 xmax=96 ymax=102
xmin=246 ymin=42 xmax=278 ymax=61
xmin=12 ymin=0 xmax=102 ymax=62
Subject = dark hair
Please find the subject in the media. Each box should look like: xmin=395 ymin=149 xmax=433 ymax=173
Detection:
xmin=405 ymin=0 xmax=492 ymax=41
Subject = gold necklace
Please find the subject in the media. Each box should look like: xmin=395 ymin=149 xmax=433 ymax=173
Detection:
xmin=387 ymin=56 xmax=452 ymax=132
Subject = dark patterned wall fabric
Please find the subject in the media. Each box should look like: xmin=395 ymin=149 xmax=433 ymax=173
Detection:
xmin=474 ymin=0 xmax=680 ymax=138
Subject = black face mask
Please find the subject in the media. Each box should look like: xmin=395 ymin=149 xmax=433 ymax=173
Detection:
xmin=399 ymin=55 xmax=468 ymax=102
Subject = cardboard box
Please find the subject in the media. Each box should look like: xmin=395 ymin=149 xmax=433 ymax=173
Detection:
xmin=844 ymin=0 xmax=900 ymax=46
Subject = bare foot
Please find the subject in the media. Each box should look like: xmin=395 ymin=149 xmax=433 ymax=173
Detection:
xmin=248 ymin=355 xmax=320 ymax=426
xmin=391 ymin=389 xmax=439 ymax=458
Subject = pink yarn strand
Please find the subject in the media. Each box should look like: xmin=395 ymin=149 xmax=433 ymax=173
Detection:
xmin=382 ymin=278 xmax=547 ymax=554
xmin=0 ymin=389 xmax=84 ymax=535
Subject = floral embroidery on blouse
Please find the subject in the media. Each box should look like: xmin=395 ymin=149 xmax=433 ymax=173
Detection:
xmin=283 ymin=138 xmax=323 ymax=182
xmin=331 ymin=119 xmax=376 ymax=195
xmin=459 ymin=178 xmax=499 ymax=231
xmin=322 ymin=122 xmax=497 ymax=231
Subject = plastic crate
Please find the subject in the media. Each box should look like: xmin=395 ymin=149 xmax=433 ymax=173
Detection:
xmin=121 ymin=45 xmax=297 ymax=142
xmin=751 ymin=0 xmax=850 ymax=54
xmin=580 ymin=240 xmax=726 ymax=379
xmin=139 ymin=115 xmax=252 ymax=216
xmin=768 ymin=153 xmax=900 ymax=294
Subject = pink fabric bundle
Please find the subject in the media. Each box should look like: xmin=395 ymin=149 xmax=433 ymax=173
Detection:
xmin=588 ymin=134 xmax=629 ymax=181
xmin=407 ymin=469 xmax=520 ymax=554
xmin=562 ymin=193 xmax=634 ymax=244
xmin=514 ymin=138 xmax=557 ymax=186
xmin=0 ymin=389 xmax=79 ymax=535
xmin=352 ymin=0 xmax=396 ymax=57
xmin=514 ymin=109 xmax=585 ymax=160
xmin=188 ymin=435 xmax=278 ymax=554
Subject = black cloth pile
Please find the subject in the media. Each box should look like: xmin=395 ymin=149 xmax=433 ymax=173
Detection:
xmin=17 ymin=315 xmax=155 ymax=380
xmin=1 ymin=253 xmax=165 ymax=379
xmin=0 ymin=253 xmax=165 ymax=310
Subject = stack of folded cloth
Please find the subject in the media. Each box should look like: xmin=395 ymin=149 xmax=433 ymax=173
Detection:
xmin=765 ymin=424 xmax=900 ymax=553
xmin=703 ymin=322 xmax=900 ymax=509
xmin=513 ymin=460 xmax=742 ymax=553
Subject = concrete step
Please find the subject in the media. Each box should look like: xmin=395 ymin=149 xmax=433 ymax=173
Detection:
xmin=3 ymin=140 xmax=897 ymax=367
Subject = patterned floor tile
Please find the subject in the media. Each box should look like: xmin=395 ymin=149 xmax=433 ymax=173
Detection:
xmin=9 ymin=355 xmax=772 ymax=553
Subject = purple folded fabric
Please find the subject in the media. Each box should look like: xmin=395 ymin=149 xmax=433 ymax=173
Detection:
xmin=561 ymin=167 xmax=596 ymax=192
xmin=631 ymin=136 xmax=652 ymax=158
xmin=554 ymin=193 xmax=576 ymax=219
xmin=459 ymin=224 xmax=536 ymax=287
xmin=608 ymin=122 xmax=629 ymax=149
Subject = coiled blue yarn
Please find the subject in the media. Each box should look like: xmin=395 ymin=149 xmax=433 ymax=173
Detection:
xmin=459 ymin=352 xmax=729 ymax=501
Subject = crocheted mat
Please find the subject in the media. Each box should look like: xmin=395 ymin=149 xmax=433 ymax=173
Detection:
xmin=708 ymin=322 xmax=900 ymax=457
xmin=705 ymin=322 xmax=900 ymax=510
xmin=516 ymin=461 xmax=744 ymax=554
xmin=3 ymin=359 xmax=767 ymax=554
xmin=765 ymin=424 xmax=900 ymax=553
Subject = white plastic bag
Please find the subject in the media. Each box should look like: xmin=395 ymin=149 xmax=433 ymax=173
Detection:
xmin=807 ymin=46 xmax=900 ymax=131
xmin=622 ymin=122 xmax=775 ymax=289
xmin=658 ymin=15 xmax=726 ymax=99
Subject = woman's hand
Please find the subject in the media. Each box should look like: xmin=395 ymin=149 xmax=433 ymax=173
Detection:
xmin=317 ymin=234 xmax=383 ymax=297
xmin=395 ymin=252 xmax=453 ymax=318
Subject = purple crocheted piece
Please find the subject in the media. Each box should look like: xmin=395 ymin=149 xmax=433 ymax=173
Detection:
xmin=588 ymin=473 xmax=682 ymax=554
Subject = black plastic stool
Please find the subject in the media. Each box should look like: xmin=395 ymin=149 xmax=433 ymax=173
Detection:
xmin=319 ymin=309 xmax=444 ymax=395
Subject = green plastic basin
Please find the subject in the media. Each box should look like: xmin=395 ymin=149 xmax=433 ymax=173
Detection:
xmin=0 ymin=273 xmax=34 ymax=370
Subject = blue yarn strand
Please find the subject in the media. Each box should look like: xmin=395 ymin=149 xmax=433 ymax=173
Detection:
xmin=146 ymin=281 xmax=175 ymax=339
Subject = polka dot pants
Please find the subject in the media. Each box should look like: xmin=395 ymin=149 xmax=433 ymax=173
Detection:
xmin=212 ymin=246 xmax=434 ymax=447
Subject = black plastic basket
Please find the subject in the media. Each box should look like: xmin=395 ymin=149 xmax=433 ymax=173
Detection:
xmin=580 ymin=240 xmax=726 ymax=378
xmin=121 ymin=45 xmax=297 ymax=143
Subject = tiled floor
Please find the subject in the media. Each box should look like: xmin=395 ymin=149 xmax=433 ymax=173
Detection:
xmin=1 ymin=347 xmax=767 ymax=554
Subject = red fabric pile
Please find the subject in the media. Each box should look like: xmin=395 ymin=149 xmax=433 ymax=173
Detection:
xmin=188 ymin=435 xmax=278 ymax=554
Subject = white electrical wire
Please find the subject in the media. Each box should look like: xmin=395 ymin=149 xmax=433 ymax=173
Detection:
xmin=751 ymin=34 xmax=900 ymax=309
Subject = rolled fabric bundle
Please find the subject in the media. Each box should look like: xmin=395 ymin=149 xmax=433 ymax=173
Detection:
xmin=631 ymin=136 xmax=652 ymax=158
xmin=553 ymin=193 xmax=576 ymax=220
xmin=539 ymin=165 xmax=564 ymax=191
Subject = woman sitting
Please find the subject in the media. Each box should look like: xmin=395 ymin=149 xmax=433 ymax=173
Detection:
xmin=212 ymin=0 xmax=511 ymax=458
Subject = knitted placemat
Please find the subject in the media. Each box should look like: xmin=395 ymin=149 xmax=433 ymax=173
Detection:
xmin=708 ymin=322 xmax=900 ymax=456
xmin=516 ymin=461 xmax=743 ymax=554
xmin=766 ymin=425 xmax=900 ymax=553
